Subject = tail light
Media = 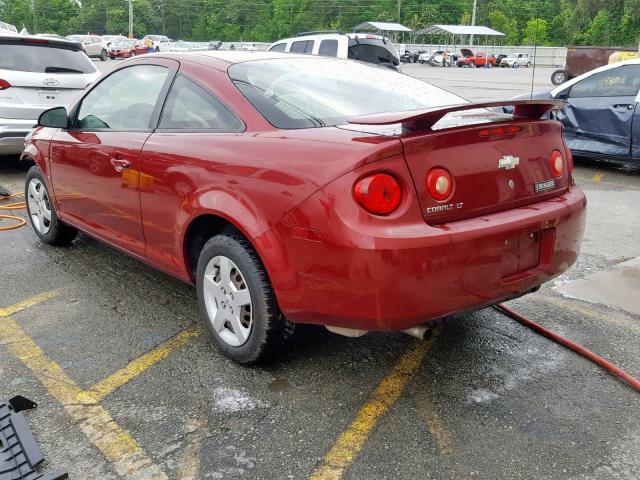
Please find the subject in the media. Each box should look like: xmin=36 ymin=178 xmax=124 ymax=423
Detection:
xmin=479 ymin=125 xmax=522 ymax=137
xmin=426 ymin=168 xmax=453 ymax=201
xmin=0 ymin=79 xmax=10 ymax=90
xmin=565 ymin=147 xmax=574 ymax=175
xmin=550 ymin=150 xmax=564 ymax=177
xmin=353 ymin=173 xmax=402 ymax=215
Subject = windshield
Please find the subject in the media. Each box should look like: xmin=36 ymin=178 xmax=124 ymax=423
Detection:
xmin=67 ymin=35 xmax=86 ymax=42
xmin=0 ymin=42 xmax=97 ymax=74
xmin=117 ymin=40 xmax=136 ymax=47
xmin=229 ymin=57 xmax=464 ymax=129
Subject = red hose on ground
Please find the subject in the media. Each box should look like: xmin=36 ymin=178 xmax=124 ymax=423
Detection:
xmin=495 ymin=303 xmax=640 ymax=393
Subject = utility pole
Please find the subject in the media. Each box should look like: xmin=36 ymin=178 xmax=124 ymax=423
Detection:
xmin=470 ymin=0 xmax=477 ymax=47
xmin=128 ymin=0 xmax=133 ymax=38
xmin=397 ymin=0 xmax=401 ymax=23
xmin=30 ymin=0 xmax=37 ymax=34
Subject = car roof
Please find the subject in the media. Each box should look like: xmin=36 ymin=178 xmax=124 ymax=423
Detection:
xmin=167 ymin=50 xmax=310 ymax=65
xmin=0 ymin=33 xmax=82 ymax=48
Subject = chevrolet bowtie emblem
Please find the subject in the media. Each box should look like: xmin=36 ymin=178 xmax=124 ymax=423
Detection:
xmin=498 ymin=155 xmax=520 ymax=169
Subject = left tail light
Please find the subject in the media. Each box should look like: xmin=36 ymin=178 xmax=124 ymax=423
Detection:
xmin=0 ymin=79 xmax=10 ymax=90
xmin=353 ymin=173 xmax=402 ymax=215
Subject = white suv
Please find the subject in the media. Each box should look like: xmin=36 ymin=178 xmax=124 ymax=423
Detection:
xmin=142 ymin=35 xmax=171 ymax=52
xmin=500 ymin=53 xmax=531 ymax=68
xmin=269 ymin=31 xmax=400 ymax=70
xmin=0 ymin=34 xmax=100 ymax=155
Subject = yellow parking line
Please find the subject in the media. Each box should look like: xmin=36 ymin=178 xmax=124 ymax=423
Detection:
xmin=0 ymin=316 xmax=168 ymax=479
xmin=573 ymin=175 xmax=640 ymax=190
xmin=0 ymin=289 xmax=61 ymax=317
xmin=592 ymin=172 xmax=604 ymax=182
xmin=89 ymin=327 xmax=200 ymax=401
xmin=309 ymin=329 xmax=440 ymax=480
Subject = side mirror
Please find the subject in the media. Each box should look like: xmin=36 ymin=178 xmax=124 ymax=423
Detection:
xmin=555 ymin=88 xmax=570 ymax=100
xmin=38 ymin=107 xmax=69 ymax=129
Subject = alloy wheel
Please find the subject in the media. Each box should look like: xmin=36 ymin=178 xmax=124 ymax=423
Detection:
xmin=202 ymin=255 xmax=253 ymax=347
xmin=27 ymin=178 xmax=51 ymax=235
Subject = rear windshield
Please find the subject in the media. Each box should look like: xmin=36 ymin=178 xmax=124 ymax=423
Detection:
xmin=348 ymin=42 xmax=398 ymax=67
xmin=0 ymin=42 xmax=96 ymax=74
xmin=229 ymin=57 xmax=464 ymax=129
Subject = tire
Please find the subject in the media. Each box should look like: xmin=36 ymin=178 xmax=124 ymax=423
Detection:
xmin=469 ymin=61 xmax=475 ymax=68
xmin=551 ymin=69 xmax=568 ymax=85
xmin=196 ymin=231 xmax=294 ymax=364
xmin=155 ymin=46 xmax=159 ymax=52
xmin=131 ymin=51 xmax=136 ymax=56
xmin=526 ymin=62 xmax=531 ymax=68
xmin=25 ymin=166 xmax=77 ymax=246
xmin=100 ymin=49 xmax=107 ymax=61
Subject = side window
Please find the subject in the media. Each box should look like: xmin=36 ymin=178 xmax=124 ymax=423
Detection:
xmin=318 ymin=40 xmax=338 ymax=57
xmin=570 ymin=65 xmax=640 ymax=98
xmin=290 ymin=41 xmax=309 ymax=53
xmin=269 ymin=43 xmax=286 ymax=52
xmin=92 ymin=36 xmax=101 ymax=44
xmin=159 ymin=75 xmax=244 ymax=131
xmin=76 ymin=65 xmax=169 ymax=130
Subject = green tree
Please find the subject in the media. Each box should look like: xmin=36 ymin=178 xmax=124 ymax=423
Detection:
xmin=522 ymin=18 xmax=550 ymax=45
xmin=487 ymin=10 xmax=519 ymax=44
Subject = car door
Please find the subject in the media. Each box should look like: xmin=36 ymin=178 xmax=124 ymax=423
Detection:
xmin=49 ymin=60 xmax=177 ymax=256
xmin=555 ymin=64 xmax=640 ymax=158
xmin=139 ymin=73 xmax=245 ymax=277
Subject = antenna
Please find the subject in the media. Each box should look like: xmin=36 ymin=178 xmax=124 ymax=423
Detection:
xmin=530 ymin=20 xmax=538 ymax=99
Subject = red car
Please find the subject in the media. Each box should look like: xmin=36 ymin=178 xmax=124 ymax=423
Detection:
xmin=22 ymin=52 xmax=586 ymax=363
xmin=457 ymin=48 xmax=497 ymax=68
xmin=108 ymin=39 xmax=147 ymax=59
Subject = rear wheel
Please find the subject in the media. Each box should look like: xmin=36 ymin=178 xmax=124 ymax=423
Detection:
xmin=131 ymin=51 xmax=136 ymax=56
xmin=100 ymin=49 xmax=107 ymax=61
xmin=25 ymin=166 xmax=77 ymax=245
xmin=526 ymin=62 xmax=531 ymax=68
xmin=196 ymin=231 xmax=294 ymax=364
xmin=551 ymin=69 xmax=568 ymax=85
xmin=469 ymin=61 xmax=475 ymax=68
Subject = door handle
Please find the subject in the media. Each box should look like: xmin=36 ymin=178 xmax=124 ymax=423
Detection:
xmin=110 ymin=157 xmax=131 ymax=173
xmin=613 ymin=104 xmax=634 ymax=110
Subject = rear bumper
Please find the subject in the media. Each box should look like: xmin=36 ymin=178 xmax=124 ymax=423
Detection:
xmin=262 ymin=185 xmax=586 ymax=331
xmin=0 ymin=119 xmax=34 ymax=155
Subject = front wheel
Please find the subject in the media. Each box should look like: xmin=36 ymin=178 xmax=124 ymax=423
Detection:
xmin=25 ymin=166 xmax=77 ymax=245
xmin=526 ymin=62 xmax=531 ymax=68
xmin=196 ymin=231 xmax=294 ymax=364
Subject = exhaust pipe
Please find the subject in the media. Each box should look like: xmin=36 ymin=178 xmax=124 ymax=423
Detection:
xmin=401 ymin=325 xmax=432 ymax=340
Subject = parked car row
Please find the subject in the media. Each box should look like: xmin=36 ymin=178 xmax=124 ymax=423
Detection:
xmin=401 ymin=48 xmax=531 ymax=68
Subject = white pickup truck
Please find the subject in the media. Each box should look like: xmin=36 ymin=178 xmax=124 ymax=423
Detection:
xmin=500 ymin=53 xmax=531 ymax=68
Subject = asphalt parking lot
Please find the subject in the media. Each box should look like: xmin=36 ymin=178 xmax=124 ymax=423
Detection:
xmin=1 ymin=61 xmax=639 ymax=480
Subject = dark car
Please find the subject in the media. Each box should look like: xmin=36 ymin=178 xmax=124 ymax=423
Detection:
xmin=513 ymin=60 xmax=640 ymax=169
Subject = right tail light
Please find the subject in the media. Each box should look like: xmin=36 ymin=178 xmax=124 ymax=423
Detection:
xmin=550 ymin=150 xmax=564 ymax=177
xmin=0 ymin=80 xmax=10 ymax=90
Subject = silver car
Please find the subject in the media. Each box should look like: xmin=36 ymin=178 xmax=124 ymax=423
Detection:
xmin=66 ymin=34 xmax=109 ymax=61
xmin=0 ymin=34 xmax=100 ymax=155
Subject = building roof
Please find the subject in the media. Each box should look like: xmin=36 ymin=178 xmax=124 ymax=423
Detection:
xmin=415 ymin=25 xmax=505 ymax=36
xmin=353 ymin=22 xmax=412 ymax=33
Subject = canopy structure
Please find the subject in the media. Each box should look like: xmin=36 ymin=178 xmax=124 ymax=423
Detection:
xmin=415 ymin=25 xmax=504 ymax=37
xmin=353 ymin=22 xmax=412 ymax=33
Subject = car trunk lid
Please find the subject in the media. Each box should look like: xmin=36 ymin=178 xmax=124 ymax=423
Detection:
xmin=348 ymin=100 xmax=570 ymax=224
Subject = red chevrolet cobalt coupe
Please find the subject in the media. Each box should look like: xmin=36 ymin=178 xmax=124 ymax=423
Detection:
xmin=22 ymin=52 xmax=586 ymax=363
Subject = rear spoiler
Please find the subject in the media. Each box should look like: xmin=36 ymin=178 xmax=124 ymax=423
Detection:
xmin=347 ymin=100 xmax=565 ymax=130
